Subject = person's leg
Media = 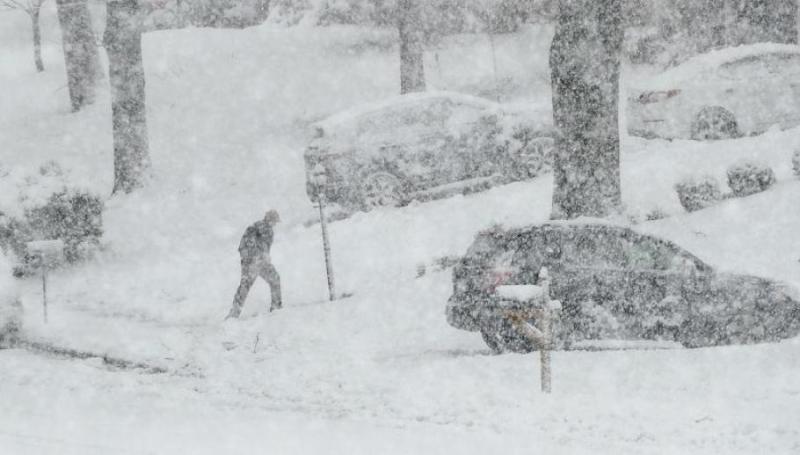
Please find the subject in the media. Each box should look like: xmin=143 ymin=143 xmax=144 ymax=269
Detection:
xmin=228 ymin=260 xmax=257 ymax=319
xmin=260 ymin=262 xmax=282 ymax=311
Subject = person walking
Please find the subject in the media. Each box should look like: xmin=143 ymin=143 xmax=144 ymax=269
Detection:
xmin=226 ymin=209 xmax=282 ymax=319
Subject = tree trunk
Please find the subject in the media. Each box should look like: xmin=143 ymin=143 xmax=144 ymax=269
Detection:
xmin=55 ymin=0 xmax=101 ymax=111
xmin=32 ymin=6 xmax=44 ymax=72
xmin=105 ymin=0 xmax=150 ymax=195
xmin=549 ymin=0 xmax=623 ymax=220
xmin=398 ymin=0 xmax=425 ymax=94
xmin=255 ymin=0 xmax=270 ymax=23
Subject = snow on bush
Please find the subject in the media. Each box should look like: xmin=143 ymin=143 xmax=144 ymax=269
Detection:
xmin=0 ymin=251 xmax=21 ymax=345
xmin=0 ymin=161 xmax=104 ymax=267
xmin=674 ymin=174 xmax=722 ymax=212
xmin=726 ymin=160 xmax=776 ymax=198
xmin=793 ymin=149 xmax=800 ymax=177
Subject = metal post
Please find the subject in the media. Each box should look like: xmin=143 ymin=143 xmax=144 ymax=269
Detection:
xmin=42 ymin=265 xmax=48 ymax=324
xmin=318 ymin=196 xmax=336 ymax=301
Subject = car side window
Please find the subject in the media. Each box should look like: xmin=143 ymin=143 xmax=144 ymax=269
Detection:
xmin=718 ymin=55 xmax=774 ymax=81
xmin=624 ymin=236 xmax=675 ymax=271
xmin=560 ymin=229 xmax=627 ymax=269
xmin=767 ymin=53 xmax=800 ymax=77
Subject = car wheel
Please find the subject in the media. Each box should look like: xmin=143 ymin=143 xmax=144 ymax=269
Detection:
xmin=360 ymin=171 xmax=403 ymax=209
xmin=481 ymin=329 xmax=505 ymax=354
xmin=690 ymin=106 xmax=739 ymax=140
xmin=480 ymin=317 xmax=537 ymax=354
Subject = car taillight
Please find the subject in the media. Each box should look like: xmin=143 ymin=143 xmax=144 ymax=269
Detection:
xmin=637 ymin=89 xmax=681 ymax=104
xmin=483 ymin=265 xmax=515 ymax=292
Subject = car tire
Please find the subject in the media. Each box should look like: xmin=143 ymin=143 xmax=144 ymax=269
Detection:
xmin=360 ymin=171 xmax=403 ymax=210
xmin=690 ymin=106 xmax=739 ymax=140
xmin=481 ymin=329 xmax=505 ymax=354
xmin=480 ymin=317 xmax=537 ymax=354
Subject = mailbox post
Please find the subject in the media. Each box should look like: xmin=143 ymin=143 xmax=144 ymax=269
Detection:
xmin=310 ymin=164 xmax=336 ymax=301
xmin=495 ymin=268 xmax=561 ymax=393
xmin=26 ymin=239 xmax=65 ymax=323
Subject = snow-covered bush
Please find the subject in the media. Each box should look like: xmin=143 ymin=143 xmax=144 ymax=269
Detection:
xmin=0 ymin=252 xmax=21 ymax=347
xmin=25 ymin=189 xmax=104 ymax=263
xmin=726 ymin=160 xmax=776 ymax=198
xmin=0 ymin=162 xmax=104 ymax=269
xmin=793 ymin=149 xmax=800 ymax=177
xmin=674 ymin=175 xmax=722 ymax=212
xmin=645 ymin=207 xmax=669 ymax=221
xmin=269 ymin=0 xmax=316 ymax=25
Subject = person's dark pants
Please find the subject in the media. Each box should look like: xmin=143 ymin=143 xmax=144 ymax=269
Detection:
xmin=228 ymin=257 xmax=282 ymax=318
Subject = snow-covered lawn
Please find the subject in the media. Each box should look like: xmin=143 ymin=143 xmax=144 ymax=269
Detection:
xmin=1 ymin=6 xmax=800 ymax=454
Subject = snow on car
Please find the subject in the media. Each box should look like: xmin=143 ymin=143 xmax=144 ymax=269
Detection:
xmin=446 ymin=220 xmax=800 ymax=353
xmin=627 ymin=43 xmax=800 ymax=140
xmin=304 ymin=91 xmax=555 ymax=211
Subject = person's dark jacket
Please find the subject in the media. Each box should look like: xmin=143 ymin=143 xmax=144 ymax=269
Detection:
xmin=238 ymin=220 xmax=274 ymax=260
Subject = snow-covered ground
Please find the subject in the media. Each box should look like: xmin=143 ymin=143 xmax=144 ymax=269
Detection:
xmin=1 ymin=5 xmax=800 ymax=454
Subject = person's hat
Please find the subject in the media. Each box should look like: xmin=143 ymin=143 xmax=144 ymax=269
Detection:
xmin=265 ymin=209 xmax=281 ymax=224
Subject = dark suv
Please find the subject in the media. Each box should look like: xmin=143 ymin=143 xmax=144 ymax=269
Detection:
xmin=446 ymin=222 xmax=800 ymax=352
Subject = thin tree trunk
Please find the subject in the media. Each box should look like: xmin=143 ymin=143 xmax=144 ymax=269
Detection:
xmin=255 ymin=0 xmax=270 ymax=23
xmin=549 ymin=0 xmax=623 ymax=220
xmin=105 ymin=0 xmax=150 ymax=195
xmin=398 ymin=0 xmax=425 ymax=94
xmin=55 ymin=0 xmax=101 ymax=111
xmin=32 ymin=6 xmax=44 ymax=72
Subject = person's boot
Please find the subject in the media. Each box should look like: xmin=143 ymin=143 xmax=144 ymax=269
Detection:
xmin=225 ymin=305 xmax=242 ymax=320
xmin=269 ymin=298 xmax=282 ymax=312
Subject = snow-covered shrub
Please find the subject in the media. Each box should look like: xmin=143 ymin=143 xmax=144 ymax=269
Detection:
xmin=645 ymin=207 xmax=669 ymax=221
xmin=726 ymin=160 xmax=776 ymax=198
xmin=0 ymin=252 xmax=21 ymax=347
xmin=25 ymin=189 xmax=104 ymax=263
xmin=792 ymin=149 xmax=800 ymax=177
xmin=0 ymin=162 xmax=104 ymax=268
xmin=674 ymin=175 xmax=722 ymax=212
xmin=269 ymin=0 xmax=315 ymax=25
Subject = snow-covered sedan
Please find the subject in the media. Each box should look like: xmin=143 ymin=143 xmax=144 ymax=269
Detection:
xmin=627 ymin=43 xmax=800 ymax=140
xmin=304 ymin=92 xmax=555 ymax=211
xmin=446 ymin=221 xmax=800 ymax=353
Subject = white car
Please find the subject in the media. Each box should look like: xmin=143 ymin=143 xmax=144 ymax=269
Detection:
xmin=0 ymin=251 xmax=21 ymax=346
xmin=304 ymin=91 xmax=555 ymax=211
xmin=627 ymin=43 xmax=800 ymax=140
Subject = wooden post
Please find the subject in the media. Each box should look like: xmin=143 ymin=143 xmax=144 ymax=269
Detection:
xmin=539 ymin=268 xmax=552 ymax=393
xmin=42 ymin=265 xmax=48 ymax=324
xmin=497 ymin=267 xmax=559 ymax=394
xmin=26 ymin=240 xmax=64 ymax=324
xmin=318 ymin=196 xmax=336 ymax=301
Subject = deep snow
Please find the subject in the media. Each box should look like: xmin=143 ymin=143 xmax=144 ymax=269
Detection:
xmin=1 ymin=5 xmax=800 ymax=454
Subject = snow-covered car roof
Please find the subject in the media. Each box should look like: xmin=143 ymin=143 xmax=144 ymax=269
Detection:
xmin=641 ymin=42 xmax=800 ymax=90
xmin=314 ymin=91 xmax=498 ymax=133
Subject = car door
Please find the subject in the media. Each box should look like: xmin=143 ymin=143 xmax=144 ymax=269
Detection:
xmin=621 ymin=234 xmax=687 ymax=341
xmin=552 ymin=227 xmax=629 ymax=340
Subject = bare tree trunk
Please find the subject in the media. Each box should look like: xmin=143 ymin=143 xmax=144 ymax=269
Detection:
xmin=255 ymin=0 xmax=270 ymax=23
xmin=105 ymin=0 xmax=150 ymax=195
xmin=55 ymin=0 xmax=100 ymax=111
xmin=398 ymin=0 xmax=425 ymax=94
xmin=32 ymin=6 xmax=44 ymax=72
xmin=549 ymin=0 xmax=623 ymax=220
